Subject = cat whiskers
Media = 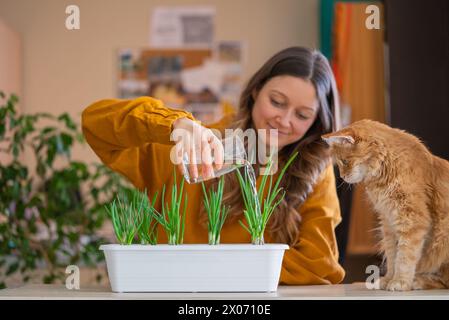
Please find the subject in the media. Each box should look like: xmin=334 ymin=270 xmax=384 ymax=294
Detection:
xmin=336 ymin=179 xmax=347 ymax=189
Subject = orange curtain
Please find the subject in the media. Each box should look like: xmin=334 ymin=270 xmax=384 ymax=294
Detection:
xmin=332 ymin=2 xmax=386 ymax=254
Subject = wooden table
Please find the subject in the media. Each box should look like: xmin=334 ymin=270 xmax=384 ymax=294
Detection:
xmin=1 ymin=283 xmax=448 ymax=300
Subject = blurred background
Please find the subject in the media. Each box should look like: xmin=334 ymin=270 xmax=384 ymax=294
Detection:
xmin=0 ymin=0 xmax=448 ymax=288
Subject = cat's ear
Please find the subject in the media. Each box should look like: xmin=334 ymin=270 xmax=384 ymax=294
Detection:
xmin=322 ymin=135 xmax=355 ymax=146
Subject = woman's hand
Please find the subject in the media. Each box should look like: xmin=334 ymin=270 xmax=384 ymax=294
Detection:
xmin=171 ymin=117 xmax=224 ymax=182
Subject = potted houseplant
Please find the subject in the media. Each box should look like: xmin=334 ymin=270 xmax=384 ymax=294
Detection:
xmin=0 ymin=92 xmax=131 ymax=288
xmin=100 ymin=153 xmax=297 ymax=292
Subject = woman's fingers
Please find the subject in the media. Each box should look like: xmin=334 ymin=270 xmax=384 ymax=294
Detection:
xmin=171 ymin=118 xmax=225 ymax=183
xmin=201 ymin=135 xmax=214 ymax=180
xmin=210 ymin=135 xmax=224 ymax=171
xmin=179 ymin=134 xmax=198 ymax=183
xmin=174 ymin=142 xmax=186 ymax=177
xmin=188 ymin=139 xmax=198 ymax=182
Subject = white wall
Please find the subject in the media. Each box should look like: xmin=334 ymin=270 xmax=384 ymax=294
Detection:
xmin=0 ymin=0 xmax=319 ymax=163
xmin=0 ymin=17 xmax=21 ymax=99
xmin=0 ymin=18 xmax=21 ymax=165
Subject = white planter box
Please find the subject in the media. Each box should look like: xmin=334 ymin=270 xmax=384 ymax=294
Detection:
xmin=100 ymin=244 xmax=288 ymax=292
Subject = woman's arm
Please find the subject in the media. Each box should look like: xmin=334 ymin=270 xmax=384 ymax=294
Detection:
xmin=81 ymin=97 xmax=196 ymax=188
xmin=82 ymin=97 xmax=195 ymax=155
xmin=279 ymin=165 xmax=346 ymax=285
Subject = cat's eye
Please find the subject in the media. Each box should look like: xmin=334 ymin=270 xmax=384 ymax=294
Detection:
xmin=341 ymin=159 xmax=349 ymax=166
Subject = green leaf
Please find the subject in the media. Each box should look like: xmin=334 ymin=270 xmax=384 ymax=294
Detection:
xmin=46 ymin=139 xmax=56 ymax=165
xmin=10 ymin=94 xmax=19 ymax=104
xmin=58 ymin=113 xmax=77 ymax=131
xmin=61 ymin=132 xmax=73 ymax=149
xmin=6 ymin=262 xmax=19 ymax=276
xmin=12 ymin=144 xmax=19 ymax=158
xmin=40 ymin=127 xmax=56 ymax=135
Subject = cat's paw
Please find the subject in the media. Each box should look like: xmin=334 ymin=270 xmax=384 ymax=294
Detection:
xmin=411 ymin=278 xmax=425 ymax=290
xmin=379 ymin=276 xmax=392 ymax=290
xmin=386 ymin=278 xmax=413 ymax=291
xmin=412 ymin=275 xmax=446 ymax=290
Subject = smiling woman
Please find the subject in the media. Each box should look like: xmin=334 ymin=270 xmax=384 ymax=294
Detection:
xmin=251 ymin=75 xmax=319 ymax=149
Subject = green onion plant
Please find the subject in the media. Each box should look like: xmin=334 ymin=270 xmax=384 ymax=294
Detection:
xmin=148 ymin=169 xmax=187 ymax=245
xmin=137 ymin=192 xmax=159 ymax=245
xmin=236 ymin=151 xmax=299 ymax=245
xmin=201 ymin=176 xmax=229 ymax=245
xmin=105 ymin=188 xmax=147 ymax=245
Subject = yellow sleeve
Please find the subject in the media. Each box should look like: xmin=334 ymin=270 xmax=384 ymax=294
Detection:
xmin=279 ymin=165 xmax=346 ymax=285
xmin=81 ymin=96 xmax=196 ymax=188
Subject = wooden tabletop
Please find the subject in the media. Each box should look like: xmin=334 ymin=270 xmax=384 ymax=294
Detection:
xmin=1 ymin=283 xmax=449 ymax=300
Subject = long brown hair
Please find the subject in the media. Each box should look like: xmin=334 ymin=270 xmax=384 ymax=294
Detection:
xmin=200 ymin=47 xmax=340 ymax=245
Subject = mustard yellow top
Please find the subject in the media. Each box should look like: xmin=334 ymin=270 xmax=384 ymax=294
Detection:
xmin=81 ymin=96 xmax=345 ymax=285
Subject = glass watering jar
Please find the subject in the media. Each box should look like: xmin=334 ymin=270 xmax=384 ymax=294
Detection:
xmin=182 ymin=134 xmax=247 ymax=183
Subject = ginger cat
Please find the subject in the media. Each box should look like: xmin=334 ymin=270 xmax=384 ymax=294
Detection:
xmin=322 ymin=119 xmax=449 ymax=291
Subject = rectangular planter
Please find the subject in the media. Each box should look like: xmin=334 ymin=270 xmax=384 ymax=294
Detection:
xmin=100 ymin=244 xmax=288 ymax=292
